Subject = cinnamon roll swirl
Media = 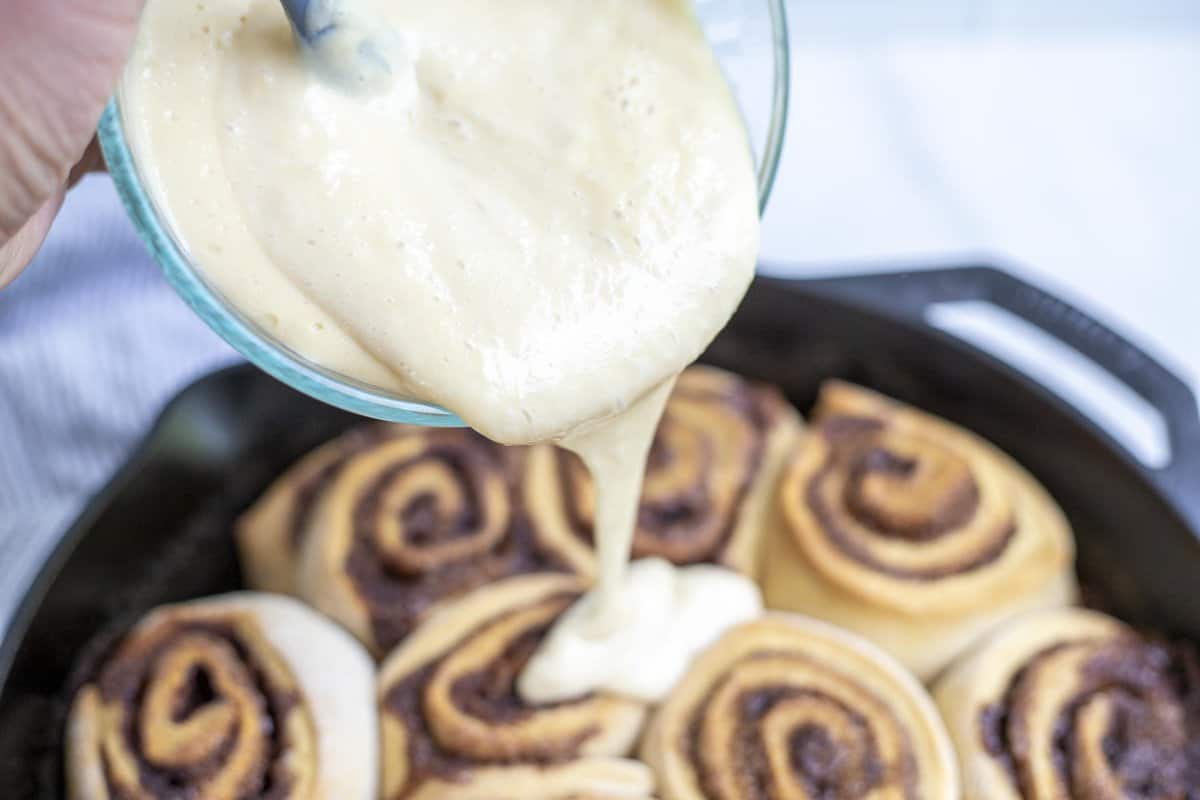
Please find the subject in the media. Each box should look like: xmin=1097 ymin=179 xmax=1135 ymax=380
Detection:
xmin=764 ymin=381 xmax=1077 ymax=679
xmin=933 ymin=608 xmax=1200 ymax=799
xmin=642 ymin=615 xmax=959 ymax=799
xmin=293 ymin=427 xmax=589 ymax=655
xmin=65 ymin=593 xmax=376 ymax=799
xmin=377 ymin=574 xmax=651 ymax=800
xmin=236 ymin=424 xmax=404 ymax=594
xmin=524 ymin=366 xmax=802 ymax=578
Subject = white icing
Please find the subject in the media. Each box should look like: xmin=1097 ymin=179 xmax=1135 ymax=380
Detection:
xmin=518 ymin=558 xmax=763 ymax=704
xmin=122 ymin=0 xmax=759 ymax=446
xmin=123 ymin=0 xmax=761 ymax=701
xmin=559 ymin=380 xmax=676 ymax=625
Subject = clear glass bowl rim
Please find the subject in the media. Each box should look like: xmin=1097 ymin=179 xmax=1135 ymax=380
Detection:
xmin=97 ymin=0 xmax=791 ymax=426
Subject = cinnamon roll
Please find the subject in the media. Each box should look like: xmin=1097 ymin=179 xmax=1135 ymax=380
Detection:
xmin=65 ymin=593 xmax=376 ymax=799
xmin=294 ymin=427 xmax=589 ymax=655
xmin=642 ymin=615 xmax=959 ymax=799
xmin=236 ymin=424 xmax=404 ymax=594
xmin=933 ymin=608 xmax=1200 ymax=799
xmin=377 ymin=574 xmax=651 ymax=800
xmin=763 ymin=381 xmax=1076 ymax=680
xmin=524 ymin=366 xmax=802 ymax=578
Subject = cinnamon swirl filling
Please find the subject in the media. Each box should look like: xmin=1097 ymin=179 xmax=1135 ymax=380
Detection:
xmin=527 ymin=366 xmax=798 ymax=576
xmin=980 ymin=637 xmax=1200 ymax=798
xmin=377 ymin=576 xmax=648 ymax=800
xmin=69 ymin=614 xmax=314 ymax=798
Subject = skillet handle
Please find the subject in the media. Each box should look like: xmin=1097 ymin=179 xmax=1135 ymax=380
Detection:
xmin=796 ymin=264 xmax=1200 ymax=533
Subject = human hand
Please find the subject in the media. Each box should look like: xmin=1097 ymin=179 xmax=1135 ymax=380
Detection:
xmin=0 ymin=0 xmax=145 ymax=289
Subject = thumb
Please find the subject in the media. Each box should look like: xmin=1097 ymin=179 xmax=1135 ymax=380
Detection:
xmin=0 ymin=0 xmax=145 ymax=248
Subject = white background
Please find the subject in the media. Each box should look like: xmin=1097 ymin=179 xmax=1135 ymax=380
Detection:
xmin=760 ymin=0 xmax=1198 ymax=392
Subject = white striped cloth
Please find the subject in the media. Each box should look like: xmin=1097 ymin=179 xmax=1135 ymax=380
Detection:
xmin=0 ymin=176 xmax=237 ymax=639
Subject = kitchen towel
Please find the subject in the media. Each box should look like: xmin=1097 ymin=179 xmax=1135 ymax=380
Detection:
xmin=0 ymin=177 xmax=236 ymax=639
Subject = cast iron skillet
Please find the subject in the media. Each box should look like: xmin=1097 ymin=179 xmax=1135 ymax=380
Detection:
xmin=1 ymin=266 xmax=1198 ymax=797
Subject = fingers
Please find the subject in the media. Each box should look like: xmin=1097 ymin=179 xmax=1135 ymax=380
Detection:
xmin=0 ymin=0 xmax=144 ymax=243
xmin=0 ymin=136 xmax=106 ymax=289
xmin=0 ymin=189 xmax=65 ymax=289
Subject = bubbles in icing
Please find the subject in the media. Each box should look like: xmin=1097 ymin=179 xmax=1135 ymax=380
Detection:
xmin=122 ymin=0 xmax=759 ymax=445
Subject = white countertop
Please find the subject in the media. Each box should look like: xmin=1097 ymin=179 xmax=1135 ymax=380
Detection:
xmin=760 ymin=2 xmax=1199 ymax=389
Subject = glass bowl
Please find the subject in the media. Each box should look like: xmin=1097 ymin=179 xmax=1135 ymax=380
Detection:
xmin=98 ymin=0 xmax=790 ymax=427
